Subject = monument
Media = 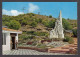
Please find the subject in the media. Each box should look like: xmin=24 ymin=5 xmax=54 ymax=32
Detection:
xmin=50 ymin=11 xmax=64 ymax=39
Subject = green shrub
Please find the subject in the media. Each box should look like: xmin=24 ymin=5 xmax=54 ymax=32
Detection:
xmin=36 ymin=18 xmax=42 ymax=23
xmin=3 ymin=21 xmax=10 ymax=26
xmin=47 ymin=20 xmax=55 ymax=28
xmin=32 ymin=42 xmax=37 ymax=46
xmin=21 ymin=19 xmax=28 ymax=25
xmin=42 ymin=20 xmax=49 ymax=27
xmin=72 ymin=29 xmax=77 ymax=37
xmin=19 ymin=34 xmax=35 ymax=40
xmin=63 ymin=36 xmax=74 ymax=44
xmin=63 ymin=36 xmax=70 ymax=42
xmin=62 ymin=18 xmax=72 ymax=30
xmin=38 ymin=18 xmax=42 ymax=23
xmin=30 ymin=21 xmax=37 ymax=27
xmin=35 ymin=32 xmax=48 ymax=36
xmin=27 ymin=13 xmax=35 ymax=16
xmin=8 ymin=20 xmax=21 ymax=30
xmin=49 ymin=15 xmax=52 ymax=18
xmin=37 ymin=43 xmax=47 ymax=49
xmin=26 ymin=31 xmax=35 ymax=34
xmin=68 ymin=38 xmax=74 ymax=44
xmin=25 ymin=31 xmax=48 ymax=36
xmin=42 ymin=20 xmax=55 ymax=28
xmin=52 ymin=38 xmax=63 ymax=41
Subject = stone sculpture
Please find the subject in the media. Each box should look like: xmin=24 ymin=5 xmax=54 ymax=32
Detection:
xmin=50 ymin=11 xmax=64 ymax=39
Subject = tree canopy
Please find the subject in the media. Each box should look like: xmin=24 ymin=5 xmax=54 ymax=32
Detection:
xmin=2 ymin=13 xmax=75 ymax=31
xmin=8 ymin=20 xmax=21 ymax=30
xmin=62 ymin=18 xmax=72 ymax=30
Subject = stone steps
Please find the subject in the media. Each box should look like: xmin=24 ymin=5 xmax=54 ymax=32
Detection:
xmin=74 ymin=43 xmax=77 ymax=45
xmin=48 ymin=48 xmax=69 ymax=53
xmin=48 ymin=43 xmax=77 ymax=53
xmin=61 ymin=47 xmax=69 ymax=49
xmin=69 ymin=45 xmax=77 ymax=47
xmin=62 ymin=44 xmax=77 ymax=49
xmin=62 ymin=46 xmax=77 ymax=49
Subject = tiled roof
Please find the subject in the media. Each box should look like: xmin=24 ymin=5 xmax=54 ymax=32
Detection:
xmin=2 ymin=27 xmax=22 ymax=32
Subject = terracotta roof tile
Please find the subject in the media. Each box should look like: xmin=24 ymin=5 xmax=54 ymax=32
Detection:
xmin=2 ymin=28 xmax=22 ymax=32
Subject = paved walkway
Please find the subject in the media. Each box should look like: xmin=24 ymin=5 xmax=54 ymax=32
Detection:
xmin=3 ymin=49 xmax=70 ymax=55
xmin=3 ymin=38 xmax=77 ymax=55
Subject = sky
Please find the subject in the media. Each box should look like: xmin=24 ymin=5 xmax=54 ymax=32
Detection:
xmin=2 ymin=2 xmax=77 ymax=19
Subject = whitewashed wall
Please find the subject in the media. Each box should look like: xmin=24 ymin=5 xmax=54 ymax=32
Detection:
xmin=15 ymin=33 xmax=18 ymax=42
xmin=2 ymin=30 xmax=22 ymax=52
xmin=2 ymin=33 xmax=10 ymax=51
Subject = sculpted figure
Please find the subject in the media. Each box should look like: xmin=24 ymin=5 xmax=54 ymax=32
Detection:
xmin=50 ymin=11 xmax=64 ymax=39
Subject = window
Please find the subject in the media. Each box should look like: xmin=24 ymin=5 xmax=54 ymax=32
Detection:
xmin=3 ymin=33 xmax=6 ymax=45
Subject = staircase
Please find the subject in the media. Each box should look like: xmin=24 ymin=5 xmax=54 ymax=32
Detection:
xmin=48 ymin=43 xmax=77 ymax=53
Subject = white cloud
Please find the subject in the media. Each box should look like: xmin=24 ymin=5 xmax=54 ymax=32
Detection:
xmin=2 ymin=9 xmax=24 ymax=16
xmin=28 ymin=3 xmax=39 ymax=13
xmin=2 ymin=3 xmax=39 ymax=16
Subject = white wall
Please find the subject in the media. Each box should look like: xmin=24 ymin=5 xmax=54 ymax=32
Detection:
xmin=15 ymin=33 xmax=18 ymax=42
xmin=2 ymin=33 xmax=19 ymax=51
xmin=2 ymin=30 xmax=21 ymax=52
xmin=2 ymin=33 xmax=11 ymax=51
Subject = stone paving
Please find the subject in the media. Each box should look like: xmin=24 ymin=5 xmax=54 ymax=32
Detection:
xmin=3 ymin=49 xmax=71 ymax=55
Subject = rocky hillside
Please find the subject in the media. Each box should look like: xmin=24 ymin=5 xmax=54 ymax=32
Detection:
xmin=2 ymin=13 xmax=77 ymax=38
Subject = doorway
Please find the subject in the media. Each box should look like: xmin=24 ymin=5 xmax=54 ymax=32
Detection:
xmin=10 ymin=33 xmax=17 ymax=50
xmin=10 ymin=36 xmax=16 ymax=50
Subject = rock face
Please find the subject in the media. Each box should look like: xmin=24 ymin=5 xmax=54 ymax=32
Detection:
xmin=50 ymin=11 xmax=64 ymax=39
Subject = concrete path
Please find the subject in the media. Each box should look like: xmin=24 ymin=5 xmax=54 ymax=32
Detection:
xmin=3 ymin=49 xmax=71 ymax=55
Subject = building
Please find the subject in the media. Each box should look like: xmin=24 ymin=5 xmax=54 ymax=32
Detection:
xmin=2 ymin=27 xmax=22 ymax=51
xmin=64 ymin=30 xmax=73 ymax=37
xmin=50 ymin=11 xmax=64 ymax=39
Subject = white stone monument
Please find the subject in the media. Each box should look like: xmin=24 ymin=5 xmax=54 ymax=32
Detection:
xmin=50 ymin=11 xmax=64 ymax=39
